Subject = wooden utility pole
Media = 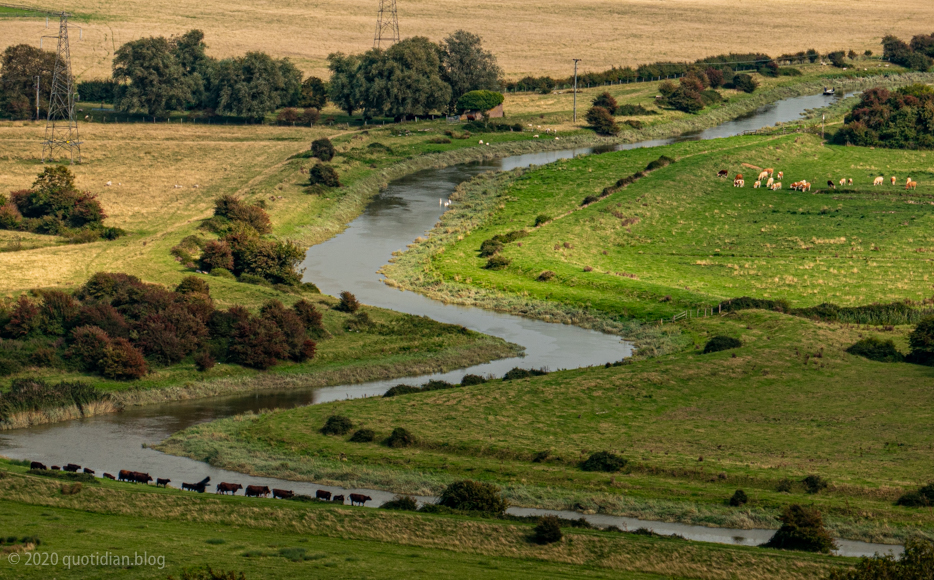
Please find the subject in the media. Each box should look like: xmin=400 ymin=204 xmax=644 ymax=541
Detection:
xmin=572 ymin=59 xmax=581 ymax=123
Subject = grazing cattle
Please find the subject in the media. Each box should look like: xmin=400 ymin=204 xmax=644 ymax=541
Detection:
xmin=734 ymin=174 xmax=743 ymax=181
xmin=753 ymin=180 xmax=761 ymax=189
xmin=874 ymin=176 xmax=884 ymax=186
xmin=63 ymin=464 xmax=81 ymax=472
xmin=839 ymin=178 xmax=846 ymax=187
xmin=766 ymin=178 xmax=774 ymax=188
xmin=103 ymin=473 xmax=116 ymax=480
xmin=349 ymin=493 xmax=372 ymax=507
xmin=733 ymin=179 xmax=744 ymax=188
xmin=764 ymin=168 xmax=774 ymax=176
xmin=216 ymin=482 xmax=243 ymax=495
xmin=273 ymin=489 xmax=294 ymax=500
xmin=907 ymin=181 xmax=918 ymax=190
xmin=891 ymin=176 xmax=897 ymax=185
xmin=757 ymin=170 xmax=770 ymax=181
xmin=50 ymin=466 xmax=60 ymax=471
xmin=848 ymin=178 xmax=853 ymax=186
xmin=156 ymin=478 xmax=170 ymax=488
xmin=777 ymin=171 xmax=784 ymax=180
xmin=83 ymin=468 xmax=95 ymax=475
xmin=118 ymin=469 xmax=133 ymax=482
xmin=771 ymin=182 xmax=782 ymax=191
xmin=183 ymin=476 xmax=211 ymax=493
xmin=802 ymin=182 xmax=811 ymax=192
xmin=717 ymin=169 xmax=729 ymax=178
xmin=30 ymin=461 xmax=47 ymax=470
xmin=827 ymin=180 xmax=836 ymax=189
xmin=245 ymin=485 xmax=270 ymax=498
xmin=332 ymin=495 xmax=345 ymax=504
xmin=133 ymin=472 xmax=153 ymax=484
xmin=316 ymin=490 xmax=332 ymax=501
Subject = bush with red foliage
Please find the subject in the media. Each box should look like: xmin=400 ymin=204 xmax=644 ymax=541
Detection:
xmin=213 ymin=195 xmax=272 ymax=235
xmin=207 ymin=305 xmax=251 ymax=339
xmin=296 ymin=339 xmax=317 ymax=362
xmin=77 ymin=303 xmax=131 ymax=339
xmin=260 ymin=300 xmax=309 ymax=361
xmin=194 ymin=350 xmax=216 ymax=371
xmin=337 ymin=291 xmax=360 ymax=313
xmin=228 ymin=316 xmax=288 ymax=370
xmin=37 ymin=290 xmax=80 ymax=336
xmin=4 ymin=295 xmax=42 ymax=338
xmin=67 ymin=325 xmax=112 ymax=369
xmin=0 ymin=202 xmax=22 ymax=229
xmin=135 ymin=304 xmax=208 ymax=364
xmin=198 ymin=240 xmax=234 ymax=272
xmin=293 ymin=299 xmax=323 ymax=331
xmin=99 ymin=338 xmax=148 ymax=380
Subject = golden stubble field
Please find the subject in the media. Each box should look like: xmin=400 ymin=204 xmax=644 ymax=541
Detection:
xmin=1 ymin=0 xmax=932 ymax=78
xmin=0 ymin=121 xmax=328 ymax=295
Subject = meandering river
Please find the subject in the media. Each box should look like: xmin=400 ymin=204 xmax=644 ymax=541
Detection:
xmin=3 ymin=91 xmax=900 ymax=558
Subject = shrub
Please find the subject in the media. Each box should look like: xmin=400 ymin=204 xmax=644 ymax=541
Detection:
xmin=227 ymin=203 xmax=272 ymax=235
xmin=386 ymin=427 xmax=415 ymax=448
xmin=428 ymin=136 xmax=451 ymax=144
xmin=99 ymin=338 xmax=148 ymax=380
xmin=703 ymin=335 xmax=742 ymax=354
xmin=349 ymin=428 xmax=375 ymax=442
xmin=502 ymin=367 xmax=548 ymax=381
xmin=276 ymin=107 xmax=299 ymax=125
xmin=763 ymin=504 xmax=836 ymax=553
xmin=293 ymin=300 xmax=323 ymax=331
xmin=136 ymin=305 xmax=208 ymax=365
xmin=238 ymin=273 xmax=270 ymax=286
xmin=0 ymin=378 xmax=105 ymax=422
xmin=732 ymin=73 xmax=758 ymax=93
xmin=730 ymin=490 xmax=748 ymax=507
xmin=76 ymin=304 xmax=130 ymax=339
xmin=534 ymin=214 xmax=551 ymax=227
xmin=309 ymin=164 xmax=341 ymax=187
xmin=624 ymin=119 xmax=643 ymax=130
xmin=455 ymin=90 xmax=504 ymax=114
xmin=827 ymin=538 xmax=934 ymax=580
xmin=225 ymin=234 xmax=304 ymax=286
xmin=479 ymin=239 xmax=503 ymax=257
xmin=591 ymin=92 xmax=618 ymax=114
xmin=581 ymin=195 xmax=600 ymax=206
xmin=381 ymin=495 xmax=418 ymax=511
xmin=300 ymin=108 xmax=321 ymax=126
xmin=909 ymin=316 xmax=934 ymax=365
xmin=615 ymin=104 xmax=656 ymax=116
xmin=176 ymin=276 xmax=210 ymax=296
xmin=585 ymin=106 xmax=620 ymax=136
xmin=484 ymin=255 xmax=511 ymax=270
xmin=581 ymin=451 xmax=627 ymax=472
xmin=645 ymin=155 xmax=675 ymax=171
xmin=67 ymin=325 xmax=112 ymax=370
xmin=383 ymin=384 xmax=420 ymax=397
xmin=846 ymin=337 xmax=903 ymax=362
xmin=210 ymin=268 xmax=235 ymax=280
xmin=321 ymin=415 xmax=353 ymax=436
xmin=228 ymin=316 xmax=288 ymax=370
xmin=532 ymin=516 xmax=563 ymax=544
xmin=4 ymin=295 xmax=41 ymax=338
xmin=705 ymin=67 xmax=724 ymax=88
xmin=438 ymin=480 xmax=508 ymax=514
xmin=199 ymin=241 xmax=234 ymax=272
xmin=537 ymin=270 xmax=556 ymax=282
xmin=802 ymin=475 xmax=828 ymax=494
xmin=194 ymin=350 xmax=216 ymax=372
xmin=460 ymin=374 xmax=486 ymax=386
xmin=337 ymin=291 xmax=360 ymax=313
xmin=310 ymin=138 xmax=335 ymax=162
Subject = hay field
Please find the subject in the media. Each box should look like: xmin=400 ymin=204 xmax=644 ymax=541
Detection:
xmin=1 ymin=0 xmax=932 ymax=79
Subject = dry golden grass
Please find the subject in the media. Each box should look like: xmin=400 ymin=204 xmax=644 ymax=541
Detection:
xmin=1 ymin=0 xmax=932 ymax=78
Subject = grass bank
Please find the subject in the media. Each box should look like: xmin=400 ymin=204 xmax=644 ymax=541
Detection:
xmin=0 ymin=459 xmax=852 ymax=579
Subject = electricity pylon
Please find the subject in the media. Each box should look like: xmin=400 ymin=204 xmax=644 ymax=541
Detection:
xmin=374 ymin=0 xmax=399 ymax=49
xmin=42 ymin=11 xmax=80 ymax=164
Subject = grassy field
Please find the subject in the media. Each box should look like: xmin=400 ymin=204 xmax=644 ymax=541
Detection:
xmin=0 ymin=459 xmax=855 ymax=579
xmin=1 ymin=0 xmax=933 ymax=79
xmin=384 ymin=131 xmax=934 ymax=322
xmin=159 ymin=308 xmax=934 ymax=544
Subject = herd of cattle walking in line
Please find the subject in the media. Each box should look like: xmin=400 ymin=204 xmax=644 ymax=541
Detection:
xmin=718 ymin=168 xmax=919 ymax=191
xmin=28 ymin=461 xmax=373 ymax=506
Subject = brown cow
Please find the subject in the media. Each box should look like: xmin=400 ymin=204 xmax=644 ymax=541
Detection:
xmin=132 ymin=472 xmax=153 ymax=484
xmin=30 ymin=461 xmax=47 ymax=470
xmin=83 ymin=468 xmax=95 ymax=475
xmin=182 ymin=477 xmax=210 ymax=493
xmin=245 ymin=485 xmax=270 ymax=498
xmin=332 ymin=495 xmax=345 ymax=504
xmin=63 ymin=464 xmax=81 ymax=472
xmin=272 ymin=489 xmax=294 ymax=499
xmin=103 ymin=473 xmax=116 ymax=480
xmin=216 ymin=482 xmax=243 ymax=495
xmin=735 ymin=173 xmax=743 ymax=181
xmin=349 ymin=493 xmax=371 ymax=506
xmin=907 ymin=180 xmax=918 ymax=190
xmin=717 ymin=169 xmax=728 ymax=178
xmin=156 ymin=478 xmax=170 ymax=488
xmin=316 ymin=490 xmax=332 ymax=501
xmin=50 ymin=466 xmax=60 ymax=471
xmin=118 ymin=469 xmax=133 ymax=482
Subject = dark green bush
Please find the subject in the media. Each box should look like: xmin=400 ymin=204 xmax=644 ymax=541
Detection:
xmin=537 ymin=270 xmax=556 ymax=282
xmin=455 ymin=90 xmax=504 ymax=113
xmin=309 ymin=164 xmax=341 ymax=188
xmin=703 ymin=336 xmax=742 ymax=354
xmin=349 ymin=428 xmax=375 ymax=443
xmin=337 ymin=291 xmax=360 ymax=313
xmin=502 ymin=367 xmax=548 ymax=381
xmin=616 ymin=104 xmax=655 ymax=116
xmin=763 ymin=504 xmax=836 ymax=553
xmin=532 ymin=516 xmax=563 ymax=544
xmin=383 ymin=384 xmax=420 ymax=397
xmin=176 ymin=276 xmax=210 ymax=296
xmin=479 ymin=239 xmax=503 ymax=257
xmin=460 ymin=374 xmax=486 ymax=386
xmin=438 ymin=480 xmax=508 ymax=514
xmin=581 ymin=451 xmax=627 ymax=472
xmin=624 ymin=119 xmax=643 ymax=130
xmin=896 ymin=483 xmax=934 ymax=507
xmin=729 ymin=489 xmax=748 ymax=507
xmin=732 ymin=73 xmax=757 ymax=93
xmin=321 ymin=415 xmax=353 ymax=436
xmin=645 ymin=156 xmax=675 ymax=171
xmin=310 ymin=138 xmax=335 ymax=162
xmin=0 ymin=378 xmax=106 ymax=422
xmin=534 ymin=214 xmax=551 ymax=227
xmin=846 ymin=337 xmax=903 ymax=362
xmin=484 ymin=255 xmax=511 ymax=270
xmin=585 ymin=106 xmax=620 ymax=136
xmin=210 ymin=268 xmax=235 ymax=280
xmin=581 ymin=195 xmax=600 ymax=206
xmin=591 ymin=92 xmax=618 ymax=114
xmin=386 ymin=427 xmax=415 ymax=448
xmin=909 ymin=316 xmax=934 ymax=365
xmin=380 ymin=495 xmax=418 ymax=511
xmin=827 ymin=538 xmax=934 ymax=580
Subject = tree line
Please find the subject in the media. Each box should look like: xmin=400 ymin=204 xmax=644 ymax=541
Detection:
xmin=835 ymin=84 xmax=934 ymax=149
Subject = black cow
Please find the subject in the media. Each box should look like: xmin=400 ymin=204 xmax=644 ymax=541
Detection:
xmin=156 ymin=478 xmax=170 ymax=488
xmin=273 ymin=489 xmax=294 ymax=499
xmin=182 ymin=477 xmax=210 ymax=493
xmin=83 ymin=468 xmax=95 ymax=475
xmin=332 ymin=495 xmax=345 ymax=504
xmin=63 ymin=464 xmax=81 ymax=473
xmin=245 ymin=485 xmax=270 ymax=498
xmin=50 ymin=466 xmax=60 ymax=471
xmin=349 ymin=493 xmax=372 ymax=506
xmin=315 ymin=490 xmax=332 ymax=501
xmin=827 ymin=180 xmax=836 ymax=189
xmin=30 ymin=461 xmax=47 ymax=470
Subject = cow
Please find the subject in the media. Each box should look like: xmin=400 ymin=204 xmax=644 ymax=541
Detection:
xmin=771 ymin=182 xmax=782 ymax=191
xmin=103 ymin=473 xmax=116 ymax=480
xmin=848 ymin=178 xmax=853 ymax=186
xmin=717 ymin=169 xmax=729 ymax=178
xmin=83 ymin=468 xmax=95 ymax=475
xmin=802 ymin=182 xmax=811 ymax=192
xmin=332 ymin=495 xmax=345 ymax=504
xmin=349 ymin=493 xmax=372 ymax=507
xmin=183 ymin=477 xmax=210 ymax=493
xmin=874 ymin=176 xmax=884 ymax=186
xmin=156 ymin=478 xmax=170 ymax=488
xmin=766 ymin=178 xmax=774 ymax=189
xmin=133 ymin=472 xmax=153 ymax=484
xmin=839 ymin=178 xmax=846 ymax=187
xmin=753 ymin=181 xmax=761 ymax=189
xmin=50 ymin=466 xmax=60 ymax=471
xmin=757 ymin=170 xmax=770 ymax=181
xmin=272 ymin=489 xmax=294 ymax=500
xmin=891 ymin=176 xmax=897 ymax=185
xmin=245 ymin=485 xmax=270 ymax=498
xmin=907 ymin=181 xmax=918 ymax=190
xmin=733 ymin=179 xmax=744 ymax=188
xmin=827 ymin=180 xmax=836 ymax=189
xmin=30 ymin=461 xmax=47 ymax=471
xmin=118 ymin=470 xmax=133 ymax=482
xmin=316 ymin=489 xmax=332 ymax=501
xmin=735 ymin=173 xmax=743 ymax=181
xmin=216 ymin=482 xmax=243 ymax=495
xmin=777 ymin=171 xmax=784 ymax=180
xmin=764 ymin=168 xmax=774 ymax=176
xmin=63 ymin=464 xmax=81 ymax=472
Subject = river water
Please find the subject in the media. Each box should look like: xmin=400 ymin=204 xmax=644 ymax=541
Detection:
xmin=2 ymin=91 xmax=899 ymax=558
